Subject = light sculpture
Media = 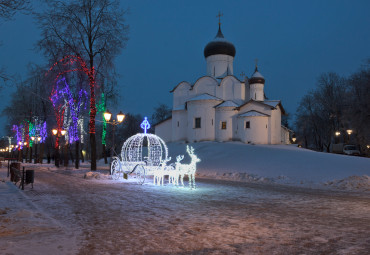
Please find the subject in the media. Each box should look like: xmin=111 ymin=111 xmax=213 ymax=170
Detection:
xmin=174 ymin=145 xmax=201 ymax=189
xmin=113 ymin=117 xmax=201 ymax=188
xmin=140 ymin=117 xmax=150 ymax=134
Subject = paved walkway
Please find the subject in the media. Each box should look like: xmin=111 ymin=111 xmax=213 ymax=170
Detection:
xmin=0 ymin=167 xmax=77 ymax=255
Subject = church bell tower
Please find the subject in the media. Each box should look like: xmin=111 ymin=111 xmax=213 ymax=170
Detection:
xmin=204 ymin=13 xmax=236 ymax=78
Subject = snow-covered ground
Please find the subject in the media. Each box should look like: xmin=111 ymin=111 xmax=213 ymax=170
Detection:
xmin=166 ymin=142 xmax=370 ymax=191
xmin=1 ymin=142 xmax=369 ymax=254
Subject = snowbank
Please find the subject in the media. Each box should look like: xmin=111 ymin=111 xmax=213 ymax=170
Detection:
xmin=165 ymin=141 xmax=370 ymax=190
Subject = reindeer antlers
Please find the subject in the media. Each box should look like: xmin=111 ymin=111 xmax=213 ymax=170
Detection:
xmin=176 ymin=155 xmax=184 ymax=162
xmin=186 ymin=145 xmax=195 ymax=154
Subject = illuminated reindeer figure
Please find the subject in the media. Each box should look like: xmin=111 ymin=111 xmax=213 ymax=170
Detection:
xmin=154 ymin=157 xmax=171 ymax=186
xmin=175 ymin=145 xmax=201 ymax=189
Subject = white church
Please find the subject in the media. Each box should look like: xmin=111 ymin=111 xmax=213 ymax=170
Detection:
xmin=155 ymin=23 xmax=291 ymax=145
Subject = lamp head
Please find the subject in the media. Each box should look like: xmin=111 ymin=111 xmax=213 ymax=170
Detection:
xmin=52 ymin=129 xmax=58 ymax=136
xmin=117 ymin=111 xmax=125 ymax=123
xmin=61 ymin=130 xmax=66 ymax=136
xmin=104 ymin=110 xmax=112 ymax=122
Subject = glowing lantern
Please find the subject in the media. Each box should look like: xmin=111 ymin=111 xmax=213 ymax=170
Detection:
xmin=117 ymin=111 xmax=125 ymax=123
xmin=104 ymin=110 xmax=112 ymax=122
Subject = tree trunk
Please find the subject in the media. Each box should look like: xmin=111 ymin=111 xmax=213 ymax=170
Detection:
xmin=39 ymin=143 xmax=44 ymax=164
xmin=69 ymin=144 xmax=74 ymax=163
xmin=25 ymin=147 xmax=29 ymax=163
xmin=29 ymin=147 xmax=33 ymax=163
xmin=75 ymin=141 xmax=80 ymax=169
xmin=64 ymin=144 xmax=68 ymax=167
xmin=90 ymin=133 xmax=96 ymax=170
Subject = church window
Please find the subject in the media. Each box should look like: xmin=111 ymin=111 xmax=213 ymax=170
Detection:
xmin=177 ymin=121 xmax=179 ymax=127
xmin=221 ymin=121 xmax=227 ymax=130
xmin=212 ymin=119 xmax=213 ymax=126
xmin=194 ymin=118 xmax=201 ymax=128
xmin=246 ymin=121 xmax=250 ymax=129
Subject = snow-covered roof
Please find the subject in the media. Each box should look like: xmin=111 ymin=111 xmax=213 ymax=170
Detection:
xmin=215 ymin=100 xmax=239 ymax=108
xmin=251 ymin=71 xmax=264 ymax=79
xmin=187 ymin=93 xmax=222 ymax=102
xmin=173 ymin=104 xmax=186 ymax=111
xmin=238 ymin=110 xmax=270 ymax=117
xmin=264 ymin=100 xmax=281 ymax=108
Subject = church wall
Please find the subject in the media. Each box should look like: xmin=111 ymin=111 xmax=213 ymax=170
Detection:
xmin=281 ymin=127 xmax=291 ymax=144
xmin=237 ymin=116 xmax=268 ymax=144
xmin=173 ymin=82 xmax=191 ymax=108
xmin=187 ymin=100 xmax=218 ymax=142
xmin=249 ymin=83 xmax=264 ymax=101
xmin=215 ymin=108 xmax=235 ymax=142
xmin=270 ymin=107 xmax=282 ymax=144
xmin=171 ymin=110 xmax=187 ymax=142
xmin=206 ymin=55 xmax=234 ymax=77
xmin=192 ymin=77 xmax=218 ymax=96
xmin=155 ymin=118 xmax=172 ymax=142
xmin=217 ymin=76 xmax=245 ymax=105
xmin=238 ymin=102 xmax=271 ymax=116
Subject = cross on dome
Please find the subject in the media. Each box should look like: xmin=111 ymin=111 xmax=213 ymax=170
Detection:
xmin=216 ymin=11 xmax=223 ymax=26
xmin=140 ymin=117 xmax=151 ymax=134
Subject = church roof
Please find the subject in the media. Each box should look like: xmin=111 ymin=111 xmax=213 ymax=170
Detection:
xmin=263 ymin=100 xmax=280 ymax=108
xmin=236 ymin=99 xmax=286 ymax=115
xmin=215 ymin=100 xmax=239 ymax=108
xmin=173 ymin=104 xmax=186 ymax=111
xmin=187 ymin=93 xmax=223 ymax=102
xmin=204 ymin=25 xmax=236 ymax=58
xmin=238 ymin=110 xmax=270 ymax=117
xmin=249 ymin=66 xmax=265 ymax=84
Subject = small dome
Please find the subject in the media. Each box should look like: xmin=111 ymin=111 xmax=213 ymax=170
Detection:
xmin=249 ymin=66 xmax=265 ymax=84
xmin=204 ymin=25 xmax=236 ymax=58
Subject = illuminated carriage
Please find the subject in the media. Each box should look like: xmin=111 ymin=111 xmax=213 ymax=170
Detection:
xmin=110 ymin=117 xmax=174 ymax=184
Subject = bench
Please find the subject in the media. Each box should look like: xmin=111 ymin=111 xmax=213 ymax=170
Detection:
xmin=10 ymin=166 xmax=22 ymax=186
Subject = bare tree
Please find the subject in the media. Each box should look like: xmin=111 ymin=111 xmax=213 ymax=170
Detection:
xmin=345 ymin=61 xmax=370 ymax=152
xmin=295 ymin=72 xmax=346 ymax=151
xmin=0 ymin=0 xmax=30 ymax=20
xmin=37 ymin=0 xmax=129 ymax=170
xmin=152 ymin=103 xmax=171 ymax=125
xmin=0 ymin=0 xmax=31 ymax=86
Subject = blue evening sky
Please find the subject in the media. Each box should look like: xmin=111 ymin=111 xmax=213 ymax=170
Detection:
xmin=0 ymin=0 xmax=369 ymax=136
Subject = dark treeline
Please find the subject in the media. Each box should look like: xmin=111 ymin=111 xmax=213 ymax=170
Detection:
xmin=294 ymin=59 xmax=370 ymax=153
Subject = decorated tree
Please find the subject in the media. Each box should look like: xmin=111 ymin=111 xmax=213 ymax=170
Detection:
xmin=37 ymin=0 xmax=129 ymax=170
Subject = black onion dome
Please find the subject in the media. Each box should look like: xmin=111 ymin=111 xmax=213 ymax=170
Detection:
xmin=249 ymin=66 xmax=265 ymax=84
xmin=204 ymin=25 xmax=236 ymax=58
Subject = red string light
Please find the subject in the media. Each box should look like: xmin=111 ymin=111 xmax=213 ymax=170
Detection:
xmin=47 ymin=55 xmax=97 ymax=134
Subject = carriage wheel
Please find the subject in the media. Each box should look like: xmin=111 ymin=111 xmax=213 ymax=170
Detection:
xmin=133 ymin=164 xmax=146 ymax=185
xmin=111 ymin=159 xmax=121 ymax=180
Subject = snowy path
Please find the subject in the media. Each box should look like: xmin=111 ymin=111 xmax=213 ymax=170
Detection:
xmin=1 ymin=166 xmax=370 ymax=254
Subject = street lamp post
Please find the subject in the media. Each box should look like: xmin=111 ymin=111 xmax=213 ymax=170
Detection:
xmin=104 ymin=110 xmax=125 ymax=160
xmin=31 ymin=136 xmax=42 ymax=164
xmin=52 ymin=129 xmax=66 ymax=167
xmin=346 ymin=129 xmax=353 ymax=144
xmin=335 ymin=131 xmax=341 ymax=144
xmin=17 ymin=141 xmax=22 ymax=162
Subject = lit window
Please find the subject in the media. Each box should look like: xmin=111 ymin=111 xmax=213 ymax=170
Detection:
xmin=221 ymin=121 xmax=227 ymax=130
xmin=195 ymin=118 xmax=201 ymax=128
xmin=246 ymin=121 xmax=250 ymax=129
